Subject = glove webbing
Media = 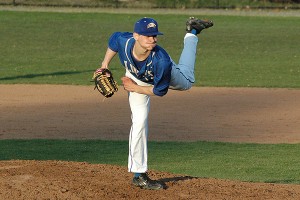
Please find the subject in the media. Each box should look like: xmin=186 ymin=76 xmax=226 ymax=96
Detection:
xmin=94 ymin=74 xmax=117 ymax=98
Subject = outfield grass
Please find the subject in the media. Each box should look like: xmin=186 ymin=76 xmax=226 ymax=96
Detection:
xmin=0 ymin=11 xmax=299 ymax=87
xmin=1 ymin=139 xmax=300 ymax=184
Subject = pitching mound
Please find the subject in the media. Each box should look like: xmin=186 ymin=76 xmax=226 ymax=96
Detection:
xmin=1 ymin=160 xmax=300 ymax=200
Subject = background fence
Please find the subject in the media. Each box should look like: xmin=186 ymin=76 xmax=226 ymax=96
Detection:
xmin=0 ymin=0 xmax=299 ymax=9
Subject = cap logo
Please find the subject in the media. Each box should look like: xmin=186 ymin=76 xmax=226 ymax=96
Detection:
xmin=147 ymin=22 xmax=156 ymax=29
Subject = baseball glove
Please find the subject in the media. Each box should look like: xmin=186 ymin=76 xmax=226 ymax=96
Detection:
xmin=92 ymin=68 xmax=118 ymax=98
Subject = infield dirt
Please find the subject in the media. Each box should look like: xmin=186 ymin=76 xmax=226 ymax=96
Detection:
xmin=1 ymin=84 xmax=300 ymax=199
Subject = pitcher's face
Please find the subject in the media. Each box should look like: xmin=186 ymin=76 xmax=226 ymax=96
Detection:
xmin=134 ymin=33 xmax=158 ymax=51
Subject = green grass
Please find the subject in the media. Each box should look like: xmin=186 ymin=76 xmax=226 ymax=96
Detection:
xmin=202 ymin=15 xmax=300 ymax=88
xmin=0 ymin=11 xmax=299 ymax=87
xmin=1 ymin=139 xmax=300 ymax=184
xmin=2 ymin=0 xmax=300 ymax=9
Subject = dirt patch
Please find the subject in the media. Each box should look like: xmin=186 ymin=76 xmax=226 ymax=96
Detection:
xmin=1 ymin=84 xmax=300 ymax=143
xmin=1 ymin=160 xmax=300 ymax=200
xmin=1 ymin=84 xmax=300 ymax=199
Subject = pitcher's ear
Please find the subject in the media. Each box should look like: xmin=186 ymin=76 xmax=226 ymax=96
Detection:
xmin=133 ymin=32 xmax=139 ymax=40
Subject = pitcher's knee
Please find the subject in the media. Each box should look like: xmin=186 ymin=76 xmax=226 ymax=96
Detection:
xmin=181 ymin=82 xmax=193 ymax=90
xmin=169 ymin=81 xmax=193 ymax=91
xmin=186 ymin=82 xmax=193 ymax=90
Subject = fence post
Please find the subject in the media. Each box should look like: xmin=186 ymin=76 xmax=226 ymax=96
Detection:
xmin=216 ymin=0 xmax=220 ymax=8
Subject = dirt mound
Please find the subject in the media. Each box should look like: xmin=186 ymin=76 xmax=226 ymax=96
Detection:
xmin=1 ymin=160 xmax=300 ymax=200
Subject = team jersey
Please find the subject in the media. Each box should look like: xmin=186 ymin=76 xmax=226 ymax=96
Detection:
xmin=108 ymin=32 xmax=172 ymax=96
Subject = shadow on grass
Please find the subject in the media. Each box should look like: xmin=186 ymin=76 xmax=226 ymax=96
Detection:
xmin=0 ymin=70 xmax=93 ymax=81
xmin=266 ymin=179 xmax=300 ymax=184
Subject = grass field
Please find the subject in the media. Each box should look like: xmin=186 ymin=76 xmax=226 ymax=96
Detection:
xmin=0 ymin=10 xmax=299 ymax=87
xmin=1 ymin=140 xmax=300 ymax=184
xmin=1 ymin=9 xmax=300 ymax=184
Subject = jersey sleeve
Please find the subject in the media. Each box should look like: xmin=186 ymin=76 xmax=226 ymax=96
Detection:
xmin=108 ymin=32 xmax=122 ymax=52
xmin=153 ymin=59 xmax=172 ymax=97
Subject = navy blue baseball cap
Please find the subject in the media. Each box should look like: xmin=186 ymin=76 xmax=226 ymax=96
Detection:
xmin=134 ymin=17 xmax=163 ymax=36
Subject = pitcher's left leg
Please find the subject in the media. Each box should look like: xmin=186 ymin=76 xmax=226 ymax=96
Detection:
xmin=128 ymin=91 xmax=150 ymax=173
xmin=126 ymin=70 xmax=151 ymax=173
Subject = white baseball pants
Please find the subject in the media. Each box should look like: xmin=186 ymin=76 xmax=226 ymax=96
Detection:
xmin=127 ymin=33 xmax=199 ymax=173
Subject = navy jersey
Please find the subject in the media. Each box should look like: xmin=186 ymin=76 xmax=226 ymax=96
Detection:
xmin=108 ymin=32 xmax=172 ymax=96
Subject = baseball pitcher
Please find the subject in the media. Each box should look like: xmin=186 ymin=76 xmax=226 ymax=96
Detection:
xmin=94 ymin=17 xmax=213 ymax=190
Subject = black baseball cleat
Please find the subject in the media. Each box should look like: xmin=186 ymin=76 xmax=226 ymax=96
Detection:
xmin=132 ymin=173 xmax=164 ymax=190
xmin=186 ymin=17 xmax=214 ymax=34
